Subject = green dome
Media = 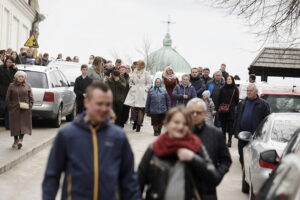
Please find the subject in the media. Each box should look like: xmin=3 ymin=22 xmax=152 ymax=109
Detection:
xmin=146 ymin=33 xmax=192 ymax=75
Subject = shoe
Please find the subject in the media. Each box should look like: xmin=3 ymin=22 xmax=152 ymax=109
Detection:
xmin=133 ymin=122 xmax=137 ymax=130
xmin=18 ymin=140 xmax=23 ymax=150
xmin=12 ymin=140 xmax=19 ymax=149
xmin=136 ymin=125 xmax=141 ymax=132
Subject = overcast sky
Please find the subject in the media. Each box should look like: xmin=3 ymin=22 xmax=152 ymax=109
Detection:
xmin=38 ymin=0 xmax=297 ymax=84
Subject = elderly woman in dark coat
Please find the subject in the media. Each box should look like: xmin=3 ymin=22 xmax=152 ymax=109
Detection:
xmin=172 ymin=74 xmax=197 ymax=106
xmin=5 ymin=71 xmax=34 ymax=149
xmin=145 ymin=78 xmax=170 ymax=136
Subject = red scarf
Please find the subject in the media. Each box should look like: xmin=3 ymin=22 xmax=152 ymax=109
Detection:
xmin=153 ymin=132 xmax=202 ymax=157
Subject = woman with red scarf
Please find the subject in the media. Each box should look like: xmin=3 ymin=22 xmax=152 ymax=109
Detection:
xmin=138 ymin=106 xmax=220 ymax=200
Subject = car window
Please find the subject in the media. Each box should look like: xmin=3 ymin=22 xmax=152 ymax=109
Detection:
xmin=49 ymin=71 xmax=62 ymax=88
xmin=269 ymin=165 xmax=300 ymax=200
xmin=271 ymin=119 xmax=300 ymax=143
xmin=282 ymin=132 xmax=300 ymax=157
xmin=54 ymin=70 xmax=68 ymax=87
xmin=262 ymin=95 xmax=300 ymax=113
xmin=254 ymin=117 xmax=269 ymax=140
xmin=57 ymin=70 xmax=69 ymax=87
xmin=57 ymin=66 xmax=81 ymax=84
xmin=25 ymin=71 xmax=48 ymax=89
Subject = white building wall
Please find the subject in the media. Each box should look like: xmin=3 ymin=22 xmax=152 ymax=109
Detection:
xmin=0 ymin=0 xmax=36 ymax=51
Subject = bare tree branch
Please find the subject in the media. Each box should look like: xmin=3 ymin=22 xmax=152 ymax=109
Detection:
xmin=208 ymin=0 xmax=300 ymax=45
xmin=135 ymin=36 xmax=153 ymax=69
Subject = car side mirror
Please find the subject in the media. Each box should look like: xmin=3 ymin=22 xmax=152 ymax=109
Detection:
xmin=238 ymin=131 xmax=252 ymax=142
xmin=259 ymin=150 xmax=279 ymax=169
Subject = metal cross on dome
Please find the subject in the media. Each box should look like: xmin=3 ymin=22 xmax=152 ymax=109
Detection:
xmin=162 ymin=16 xmax=176 ymax=33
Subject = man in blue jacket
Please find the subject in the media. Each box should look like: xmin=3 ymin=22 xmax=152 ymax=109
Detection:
xmin=42 ymin=81 xmax=140 ymax=200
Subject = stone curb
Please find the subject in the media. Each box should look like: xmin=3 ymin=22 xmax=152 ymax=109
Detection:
xmin=0 ymin=136 xmax=55 ymax=175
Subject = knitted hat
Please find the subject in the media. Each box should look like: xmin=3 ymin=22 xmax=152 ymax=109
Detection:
xmin=14 ymin=71 xmax=27 ymax=79
xmin=202 ymin=90 xmax=211 ymax=98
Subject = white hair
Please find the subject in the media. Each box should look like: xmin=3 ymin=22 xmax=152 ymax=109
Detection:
xmin=187 ymin=98 xmax=207 ymax=112
xmin=14 ymin=71 xmax=27 ymax=79
xmin=247 ymin=83 xmax=258 ymax=92
xmin=213 ymin=70 xmax=222 ymax=77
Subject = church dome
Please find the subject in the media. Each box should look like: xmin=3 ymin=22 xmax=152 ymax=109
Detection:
xmin=146 ymin=33 xmax=191 ymax=75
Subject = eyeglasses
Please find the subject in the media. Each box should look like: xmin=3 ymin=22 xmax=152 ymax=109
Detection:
xmin=190 ymin=111 xmax=205 ymax=115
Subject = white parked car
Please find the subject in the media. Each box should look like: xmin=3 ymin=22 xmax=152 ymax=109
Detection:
xmin=48 ymin=61 xmax=85 ymax=86
xmin=238 ymin=113 xmax=300 ymax=199
xmin=17 ymin=65 xmax=76 ymax=127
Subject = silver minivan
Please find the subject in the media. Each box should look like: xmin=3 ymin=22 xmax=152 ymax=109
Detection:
xmin=17 ymin=65 xmax=76 ymax=127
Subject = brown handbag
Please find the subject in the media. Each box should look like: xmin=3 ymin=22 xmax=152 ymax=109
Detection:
xmin=218 ymin=89 xmax=235 ymax=113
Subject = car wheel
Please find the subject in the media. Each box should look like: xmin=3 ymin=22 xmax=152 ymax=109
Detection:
xmin=66 ymin=103 xmax=76 ymax=122
xmin=249 ymin=182 xmax=256 ymax=200
xmin=242 ymin=167 xmax=250 ymax=194
xmin=52 ymin=106 xmax=62 ymax=128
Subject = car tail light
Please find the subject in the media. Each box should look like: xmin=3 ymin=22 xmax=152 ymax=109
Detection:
xmin=43 ymin=92 xmax=55 ymax=102
xmin=259 ymin=159 xmax=277 ymax=169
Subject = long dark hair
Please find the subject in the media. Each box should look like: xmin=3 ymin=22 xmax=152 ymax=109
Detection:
xmin=4 ymin=56 xmax=14 ymax=68
xmin=11 ymin=51 xmax=21 ymax=64
xmin=225 ymin=75 xmax=236 ymax=87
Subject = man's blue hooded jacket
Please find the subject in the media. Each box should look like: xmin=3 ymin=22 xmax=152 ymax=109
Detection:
xmin=42 ymin=112 xmax=140 ymax=200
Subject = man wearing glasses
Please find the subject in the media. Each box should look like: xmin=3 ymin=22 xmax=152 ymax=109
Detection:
xmin=187 ymin=98 xmax=232 ymax=200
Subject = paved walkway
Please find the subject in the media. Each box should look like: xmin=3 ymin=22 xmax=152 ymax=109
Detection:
xmin=0 ymin=122 xmax=65 ymax=174
xmin=0 ymin=117 xmax=247 ymax=200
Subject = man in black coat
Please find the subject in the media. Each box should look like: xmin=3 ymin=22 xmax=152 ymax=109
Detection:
xmin=187 ymin=98 xmax=232 ymax=200
xmin=202 ymin=67 xmax=212 ymax=84
xmin=104 ymin=61 xmax=115 ymax=77
xmin=74 ymin=64 xmax=93 ymax=114
xmin=234 ymin=83 xmax=270 ymax=167
xmin=220 ymin=64 xmax=229 ymax=80
xmin=0 ymin=56 xmax=18 ymax=129
xmin=190 ymin=68 xmax=206 ymax=98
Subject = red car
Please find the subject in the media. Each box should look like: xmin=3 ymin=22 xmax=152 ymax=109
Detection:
xmin=260 ymin=87 xmax=300 ymax=113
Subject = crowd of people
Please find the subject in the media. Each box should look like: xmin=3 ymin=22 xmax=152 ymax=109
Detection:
xmin=0 ymin=47 xmax=269 ymax=200
xmin=43 ymin=56 xmax=267 ymax=200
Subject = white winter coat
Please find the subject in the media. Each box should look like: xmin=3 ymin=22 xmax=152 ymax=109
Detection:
xmin=124 ymin=70 xmax=152 ymax=108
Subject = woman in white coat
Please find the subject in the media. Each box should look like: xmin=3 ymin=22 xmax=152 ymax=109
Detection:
xmin=124 ymin=60 xmax=151 ymax=132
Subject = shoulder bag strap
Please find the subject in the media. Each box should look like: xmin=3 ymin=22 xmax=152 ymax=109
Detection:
xmin=229 ymin=88 xmax=236 ymax=105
